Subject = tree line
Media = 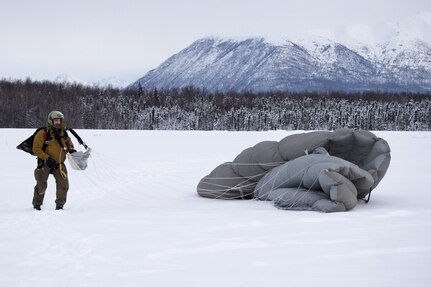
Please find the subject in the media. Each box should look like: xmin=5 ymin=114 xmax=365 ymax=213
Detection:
xmin=0 ymin=78 xmax=430 ymax=131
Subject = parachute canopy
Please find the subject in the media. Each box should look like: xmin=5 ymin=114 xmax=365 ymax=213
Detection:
xmin=197 ymin=129 xmax=391 ymax=212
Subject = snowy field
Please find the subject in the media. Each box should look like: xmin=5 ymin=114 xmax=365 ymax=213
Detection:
xmin=1 ymin=129 xmax=430 ymax=287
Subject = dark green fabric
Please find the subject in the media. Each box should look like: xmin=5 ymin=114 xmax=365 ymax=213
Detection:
xmin=33 ymin=164 xmax=69 ymax=207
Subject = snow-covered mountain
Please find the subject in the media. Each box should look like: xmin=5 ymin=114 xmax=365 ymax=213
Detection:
xmin=129 ymin=30 xmax=431 ymax=93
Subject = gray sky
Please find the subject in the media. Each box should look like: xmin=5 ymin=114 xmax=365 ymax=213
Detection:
xmin=1 ymin=0 xmax=430 ymax=87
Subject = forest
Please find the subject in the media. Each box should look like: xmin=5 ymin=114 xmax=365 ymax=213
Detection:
xmin=0 ymin=78 xmax=430 ymax=131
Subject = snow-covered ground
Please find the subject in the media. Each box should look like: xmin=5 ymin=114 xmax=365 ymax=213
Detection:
xmin=1 ymin=129 xmax=430 ymax=287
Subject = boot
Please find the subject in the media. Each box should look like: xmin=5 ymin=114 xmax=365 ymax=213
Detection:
xmin=33 ymin=205 xmax=41 ymax=211
xmin=56 ymin=205 xmax=63 ymax=210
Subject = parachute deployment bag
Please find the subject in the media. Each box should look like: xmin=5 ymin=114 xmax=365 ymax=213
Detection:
xmin=67 ymin=148 xmax=92 ymax=170
xmin=16 ymin=127 xmax=49 ymax=155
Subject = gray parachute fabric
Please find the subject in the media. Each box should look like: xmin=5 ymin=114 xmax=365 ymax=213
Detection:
xmin=67 ymin=148 xmax=92 ymax=170
xmin=254 ymin=154 xmax=374 ymax=212
xmin=196 ymin=129 xmax=391 ymax=212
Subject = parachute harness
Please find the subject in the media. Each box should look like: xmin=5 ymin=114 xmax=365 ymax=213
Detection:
xmin=54 ymin=127 xmax=90 ymax=177
xmin=59 ymin=147 xmax=68 ymax=179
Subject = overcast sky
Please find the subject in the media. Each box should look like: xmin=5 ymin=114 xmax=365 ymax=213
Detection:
xmin=1 ymin=0 xmax=430 ymax=87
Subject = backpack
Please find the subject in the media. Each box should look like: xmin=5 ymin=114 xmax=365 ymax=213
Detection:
xmin=16 ymin=127 xmax=88 ymax=155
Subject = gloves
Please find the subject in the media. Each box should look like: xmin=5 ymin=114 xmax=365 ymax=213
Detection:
xmin=46 ymin=157 xmax=57 ymax=169
xmin=69 ymin=149 xmax=77 ymax=154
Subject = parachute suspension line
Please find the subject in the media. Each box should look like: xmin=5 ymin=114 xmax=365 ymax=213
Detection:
xmin=199 ymin=163 xmax=279 ymax=181
xmin=199 ymin=169 xmax=267 ymax=187
xmin=262 ymin=164 xmax=291 ymax=203
xmin=199 ymin=161 xmax=289 ymax=199
xmin=216 ymin=178 xmax=260 ymax=199
xmin=219 ymin=161 xmax=285 ymax=167
xmin=209 ymin=178 xmax=263 ymax=200
xmin=72 ymin=150 xmax=146 ymax=207
xmin=361 ymin=188 xmax=372 ymax=204
xmin=274 ymin=168 xmax=327 ymax=210
xmin=253 ymin=165 xmax=309 ymax=194
xmin=81 ymin=150 xmax=199 ymax=205
xmin=207 ymin=163 xmax=311 ymax=200
xmin=273 ymin=167 xmax=330 ymax=210
xmin=253 ymin=164 xmax=322 ymax=206
xmin=66 ymin=149 xmax=115 ymax=194
xmin=87 ymin=150 xmax=135 ymax=189
xmin=199 ymin=168 xmax=269 ymax=200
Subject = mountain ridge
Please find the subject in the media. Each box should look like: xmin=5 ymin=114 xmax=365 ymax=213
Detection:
xmin=129 ymin=35 xmax=431 ymax=93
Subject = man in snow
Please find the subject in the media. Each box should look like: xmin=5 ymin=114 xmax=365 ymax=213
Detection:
xmin=32 ymin=111 xmax=76 ymax=210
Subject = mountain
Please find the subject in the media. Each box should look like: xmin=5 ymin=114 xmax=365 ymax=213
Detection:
xmin=376 ymin=38 xmax=431 ymax=87
xmin=129 ymin=36 xmax=431 ymax=93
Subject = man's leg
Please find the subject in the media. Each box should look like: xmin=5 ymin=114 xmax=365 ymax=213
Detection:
xmin=33 ymin=165 xmax=50 ymax=209
xmin=53 ymin=164 xmax=69 ymax=209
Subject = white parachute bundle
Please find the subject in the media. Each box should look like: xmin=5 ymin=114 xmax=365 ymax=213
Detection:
xmin=67 ymin=148 xmax=92 ymax=170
